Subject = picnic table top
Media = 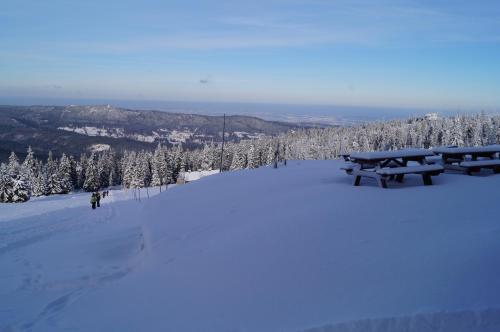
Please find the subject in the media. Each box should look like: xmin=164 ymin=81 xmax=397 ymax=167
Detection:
xmin=349 ymin=149 xmax=433 ymax=161
xmin=432 ymin=145 xmax=500 ymax=155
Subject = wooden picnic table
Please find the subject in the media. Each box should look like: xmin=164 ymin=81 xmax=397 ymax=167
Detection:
xmin=345 ymin=149 xmax=442 ymax=188
xmin=433 ymin=145 xmax=500 ymax=161
xmin=432 ymin=145 xmax=500 ymax=174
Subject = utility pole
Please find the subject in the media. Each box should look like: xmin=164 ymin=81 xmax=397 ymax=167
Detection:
xmin=219 ymin=113 xmax=226 ymax=172
xmin=274 ymin=142 xmax=279 ymax=169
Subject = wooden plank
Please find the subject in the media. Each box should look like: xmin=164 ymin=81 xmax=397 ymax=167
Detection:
xmin=460 ymin=160 xmax=500 ymax=168
xmin=376 ymin=164 xmax=443 ymax=176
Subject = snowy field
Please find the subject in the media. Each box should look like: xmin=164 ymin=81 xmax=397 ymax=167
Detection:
xmin=1 ymin=160 xmax=500 ymax=331
xmin=0 ymin=186 xmax=167 ymax=223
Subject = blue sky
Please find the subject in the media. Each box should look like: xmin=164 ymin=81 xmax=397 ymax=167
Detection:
xmin=1 ymin=0 xmax=500 ymax=110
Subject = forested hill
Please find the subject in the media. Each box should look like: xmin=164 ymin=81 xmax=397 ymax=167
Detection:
xmin=0 ymin=105 xmax=300 ymax=161
xmin=1 ymin=112 xmax=500 ymax=203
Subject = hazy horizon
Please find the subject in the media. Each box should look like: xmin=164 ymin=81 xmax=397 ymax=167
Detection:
xmin=0 ymin=95 xmax=481 ymax=125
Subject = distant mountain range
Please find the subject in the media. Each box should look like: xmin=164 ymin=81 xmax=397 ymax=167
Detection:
xmin=0 ymin=105 xmax=303 ymax=161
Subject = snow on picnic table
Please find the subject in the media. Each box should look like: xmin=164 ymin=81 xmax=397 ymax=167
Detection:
xmin=1 ymin=160 xmax=500 ymax=332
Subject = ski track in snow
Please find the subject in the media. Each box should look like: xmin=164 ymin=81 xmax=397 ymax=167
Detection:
xmin=0 ymin=190 xmax=149 ymax=331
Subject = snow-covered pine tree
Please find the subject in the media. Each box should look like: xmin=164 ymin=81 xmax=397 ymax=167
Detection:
xmin=108 ymin=169 xmax=115 ymax=188
xmin=76 ymin=153 xmax=87 ymax=189
xmin=151 ymin=143 xmax=168 ymax=189
xmin=30 ymin=160 xmax=48 ymax=197
xmin=221 ymin=143 xmax=233 ymax=171
xmin=230 ymin=143 xmax=247 ymax=170
xmin=97 ymin=154 xmax=109 ymax=188
xmin=10 ymin=173 xmax=31 ymax=202
xmin=200 ymin=144 xmax=212 ymax=171
xmin=83 ymin=153 xmax=100 ymax=192
xmin=121 ymin=151 xmax=135 ymax=188
xmin=265 ymin=143 xmax=276 ymax=166
xmin=0 ymin=163 xmax=10 ymax=202
xmin=170 ymin=145 xmax=184 ymax=182
xmin=44 ymin=151 xmax=63 ymax=194
xmin=140 ymin=151 xmax=152 ymax=188
xmin=0 ymin=153 xmax=31 ymax=202
xmin=58 ymin=153 xmax=73 ymax=194
xmin=164 ymin=148 xmax=174 ymax=185
xmin=7 ymin=152 xmax=20 ymax=178
xmin=22 ymin=146 xmax=37 ymax=185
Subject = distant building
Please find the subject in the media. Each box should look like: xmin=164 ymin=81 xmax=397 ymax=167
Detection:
xmin=425 ymin=113 xmax=439 ymax=121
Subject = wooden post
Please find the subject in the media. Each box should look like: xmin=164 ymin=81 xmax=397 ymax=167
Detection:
xmin=422 ymin=174 xmax=433 ymax=185
xmin=219 ymin=113 xmax=226 ymax=173
xmin=274 ymin=142 xmax=279 ymax=169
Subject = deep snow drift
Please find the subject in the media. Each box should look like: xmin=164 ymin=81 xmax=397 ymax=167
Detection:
xmin=1 ymin=160 xmax=500 ymax=331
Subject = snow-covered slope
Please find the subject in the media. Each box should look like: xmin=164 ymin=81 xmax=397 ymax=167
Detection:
xmin=1 ymin=160 xmax=500 ymax=331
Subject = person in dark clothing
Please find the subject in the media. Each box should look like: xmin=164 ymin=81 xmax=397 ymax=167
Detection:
xmin=96 ymin=192 xmax=101 ymax=207
xmin=90 ymin=193 xmax=97 ymax=209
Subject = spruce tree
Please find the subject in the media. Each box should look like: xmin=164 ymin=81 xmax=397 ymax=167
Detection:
xmin=83 ymin=154 xmax=100 ymax=192
xmin=58 ymin=153 xmax=73 ymax=193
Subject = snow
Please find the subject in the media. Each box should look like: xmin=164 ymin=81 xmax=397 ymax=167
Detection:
xmin=130 ymin=133 xmax=156 ymax=143
xmin=1 ymin=160 xmax=500 ymax=331
xmin=433 ymin=145 xmax=500 ymax=155
xmin=58 ymin=126 xmax=125 ymax=139
xmin=0 ymin=186 xmax=166 ymax=223
xmin=58 ymin=126 xmax=160 ymax=143
xmin=303 ymin=308 xmax=500 ymax=332
xmin=350 ymin=149 xmax=434 ymax=160
xmin=88 ymin=143 xmax=111 ymax=152
xmin=168 ymin=130 xmax=193 ymax=143
xmin=233 ymin=131 xmax=249 ymax=138
xmin=181 ymin=169 xmax=220 ymax=182
xmin=233 ymin=131 xmax=266 ymax=139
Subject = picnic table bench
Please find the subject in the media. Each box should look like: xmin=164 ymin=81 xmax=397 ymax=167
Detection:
xmin=343 ymin=149 xmax=443 ymax=188
xmin=432 ymin=145 xmax=500 ymax=175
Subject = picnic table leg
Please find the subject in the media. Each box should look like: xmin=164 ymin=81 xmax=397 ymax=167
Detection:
xmin=422 ymin=174 xmax=433 ymax=185
xmin=353 ymin=175 xmax=361 ymax=186
xmin=377 ymin=177 xmax=388 ymax=188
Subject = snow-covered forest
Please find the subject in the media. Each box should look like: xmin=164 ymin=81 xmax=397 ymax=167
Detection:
xmin=1 ymin=113 xmax=499 ymax=202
